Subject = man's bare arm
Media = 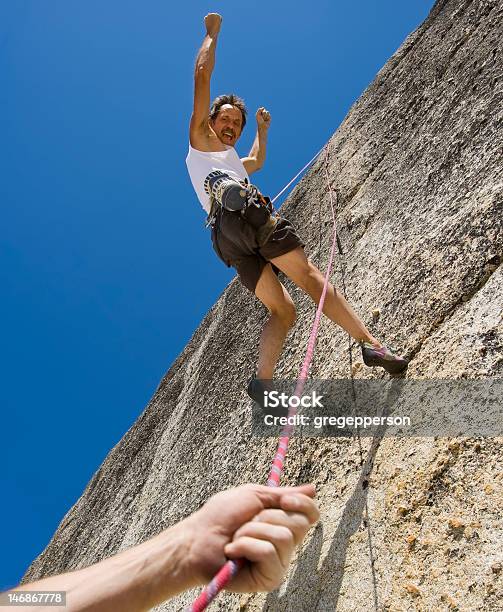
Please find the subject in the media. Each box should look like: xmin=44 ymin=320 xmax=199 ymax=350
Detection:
xmin=190 ymin=14 xmax=222 ymax=146
xmin=8 ymin=484 xmax=319 ymax=611
xmin=242 ymin=108 xmax=271 ymax=175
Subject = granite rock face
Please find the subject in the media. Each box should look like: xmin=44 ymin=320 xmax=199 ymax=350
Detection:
xmin=24 ymin=0 xmax=502 ymax=610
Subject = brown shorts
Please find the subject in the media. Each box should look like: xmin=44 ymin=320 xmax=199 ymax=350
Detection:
xmin=211 ymin=209 xmax=305 ymax=293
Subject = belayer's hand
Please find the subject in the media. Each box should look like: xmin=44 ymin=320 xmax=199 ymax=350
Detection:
xmin=184 ymin=483 xmax=319 ymax=592
xmin=205 ymin=13 xmax=222 ymax=37
xmin=13 ymin=483 xmax=318 ymax=609
xmin=256 ymin=107 xmax=271 ymax=131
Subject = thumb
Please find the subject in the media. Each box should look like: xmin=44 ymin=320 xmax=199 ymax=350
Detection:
xmin=252 ymin=483 xmax=316 ymax=507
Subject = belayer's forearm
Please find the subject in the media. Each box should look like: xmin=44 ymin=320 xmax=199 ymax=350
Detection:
xmin=11 ymin=524 xmax=195 ymax=611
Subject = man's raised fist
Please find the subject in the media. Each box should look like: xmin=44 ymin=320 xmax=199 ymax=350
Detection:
xmin=205 ymin=13 xmax=222 ymax=37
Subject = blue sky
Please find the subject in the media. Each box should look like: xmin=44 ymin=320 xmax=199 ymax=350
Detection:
xmin=0 ymin=0 xmax=435 ymax=590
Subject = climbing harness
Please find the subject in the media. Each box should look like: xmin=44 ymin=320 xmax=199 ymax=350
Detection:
xmin=204 ymin=170 xmax=251 ymax=212
xmin=205 ymin=143 xmax=326 ymax=250
xmin=205 ymin=171 xmax=279 ymax=247
xmin=187 ymin=143 xmax=335 ymax=612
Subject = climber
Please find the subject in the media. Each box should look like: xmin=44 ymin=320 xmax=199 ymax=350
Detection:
xmin=185 ymin=13 xmax=408 ymax=403
xmin=8 ymin=484 xmax=319 ymax=611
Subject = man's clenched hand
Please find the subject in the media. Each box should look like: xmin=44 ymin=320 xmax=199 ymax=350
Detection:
xmin=256 ymin=107 xmax=271 ymax=131
xmin=205 ymin=13 xmax=222 ymax=37
xmin=12 ymin=483 xmax=318 ymax=611
xmin=184 ymin=483 xmax=319 ymax=592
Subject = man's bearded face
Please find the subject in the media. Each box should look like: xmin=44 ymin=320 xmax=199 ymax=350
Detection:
xmin=211 ymin=104 xmax=243 ymax=146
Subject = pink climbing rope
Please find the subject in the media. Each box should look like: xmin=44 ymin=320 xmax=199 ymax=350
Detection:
xmin=187 ymin=146 xmax=338 ymax=612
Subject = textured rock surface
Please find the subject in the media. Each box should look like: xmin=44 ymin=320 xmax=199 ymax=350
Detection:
xmin=24 ymin=0 xmax=502 ymax=610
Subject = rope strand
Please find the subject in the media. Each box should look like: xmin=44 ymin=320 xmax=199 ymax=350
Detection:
xmin=271 ymin=145 xmax=326 ymax=205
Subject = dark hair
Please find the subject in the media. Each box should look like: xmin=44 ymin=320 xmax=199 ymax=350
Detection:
xmin=209 ymin=94 xmax=247 ymax=130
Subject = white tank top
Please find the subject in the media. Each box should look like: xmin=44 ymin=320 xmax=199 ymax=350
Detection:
xmin=185 ymin=143 xmax=250 ymax=213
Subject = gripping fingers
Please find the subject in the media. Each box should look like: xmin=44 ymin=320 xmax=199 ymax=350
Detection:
xmin=281 ymin=493 xmax=320 ymax=524
xmin=251 ymin=509 xmax=311 ymax=546
xmin=228 ymin=522 xmax=294 ymax=568
xmin=250 ymin=492 xmax=319 ymax=546
xmin=224 ymin=536 xmax=284 ymax=589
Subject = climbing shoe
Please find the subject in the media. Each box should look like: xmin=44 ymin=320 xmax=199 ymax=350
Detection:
xmin=361 ymin=342 xmax=409 ymax=374
xmin=247 ymin=378 xmax=289 ymax=418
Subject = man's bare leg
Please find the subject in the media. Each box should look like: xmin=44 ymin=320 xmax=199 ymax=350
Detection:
xmin=254 ymin=263 xmax=297 ymax=379
xmin=270 ymin=247 xmax=379 ymax=345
